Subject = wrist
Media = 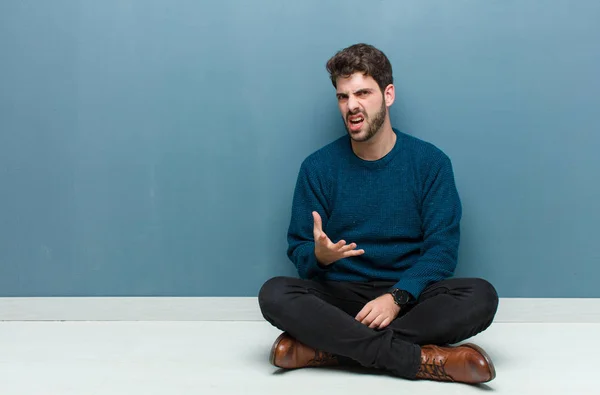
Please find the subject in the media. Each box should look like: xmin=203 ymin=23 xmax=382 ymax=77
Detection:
xmin=314 ymin=252 xmax=332 ymax=268
xmin=388 ymin=288 xmax=414 ymax=307
xmin=382 ymin=293 xmax=401 ymax=314
xmin=314 ymin=250 xmax=333 ymax=267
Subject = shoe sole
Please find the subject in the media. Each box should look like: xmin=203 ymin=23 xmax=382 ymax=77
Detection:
xmin=461 ymin=343 xmax=497 ymax=382
xmin=269 ymin=332 xmax=288 ymax=366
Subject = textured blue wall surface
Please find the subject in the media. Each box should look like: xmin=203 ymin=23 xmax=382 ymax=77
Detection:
xmin=1 ymin=1 xmax=598 ymax=296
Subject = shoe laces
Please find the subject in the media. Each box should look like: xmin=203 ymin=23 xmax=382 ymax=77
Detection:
xmin=419 ymin=355 xmax=453 ymax=381
xmin=308 ymin=350 xmax=337 ymax=366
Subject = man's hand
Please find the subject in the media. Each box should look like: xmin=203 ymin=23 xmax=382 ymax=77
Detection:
xmin=355 ymin=293 xmax=400 ymax=330
xmin=313 ymin=211 xmax=364 ymax=266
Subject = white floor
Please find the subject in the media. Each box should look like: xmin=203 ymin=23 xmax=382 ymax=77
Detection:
xmin=0 ymin=321 xmax=595 ymax=395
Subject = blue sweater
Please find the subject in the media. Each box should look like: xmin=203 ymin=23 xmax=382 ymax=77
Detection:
xmin=286 ymin=129 xmax=462 ymax=299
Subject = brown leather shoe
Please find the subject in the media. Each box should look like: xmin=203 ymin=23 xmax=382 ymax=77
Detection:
xmin=269 ymin=332 xmax=339 ymax=369
xmin=416 ymin=343 xmax=496 ymax=384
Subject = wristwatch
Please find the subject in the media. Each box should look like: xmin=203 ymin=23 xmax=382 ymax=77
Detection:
xmin=389 ymin=288 xmax=414 ymax=307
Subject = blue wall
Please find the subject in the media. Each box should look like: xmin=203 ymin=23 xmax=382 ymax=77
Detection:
xmin=1 ymin=1 xmax=598 ymax=297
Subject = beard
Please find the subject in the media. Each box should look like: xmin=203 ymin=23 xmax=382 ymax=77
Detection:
xmin=344 ymin=100 xmax=387 ymax=143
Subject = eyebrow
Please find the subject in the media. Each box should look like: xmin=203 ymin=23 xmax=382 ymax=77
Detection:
xmin=336 ymin=88 xmax=374 ymax=97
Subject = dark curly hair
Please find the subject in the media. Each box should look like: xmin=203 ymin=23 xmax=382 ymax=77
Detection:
xmin=326 ymin=43 xmax=393 ymax=92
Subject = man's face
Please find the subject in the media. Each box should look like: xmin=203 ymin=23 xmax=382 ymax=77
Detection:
xmin=335 ymin=73 xmax=388 ymax=142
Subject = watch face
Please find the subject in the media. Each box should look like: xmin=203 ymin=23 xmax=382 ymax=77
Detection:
xmin=394 ymin=290 xmax=410 ymax=305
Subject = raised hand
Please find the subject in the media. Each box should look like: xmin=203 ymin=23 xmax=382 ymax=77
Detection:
xmin=312 ymin=211 xmax=365 ymax=266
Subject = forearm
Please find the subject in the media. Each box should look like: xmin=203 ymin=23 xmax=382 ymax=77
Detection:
xmin=287 ymin=240 xmax=330 ymax=279
xmin=393 ymin=230 xmax=459 ymax=299
xmin=286 ymin=160 xmax=331 ymax=277
xmin=396 ymin=153 xmax=461 ymax=299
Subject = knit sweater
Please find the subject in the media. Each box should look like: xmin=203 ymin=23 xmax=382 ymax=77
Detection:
xmin=286 ymin=129 xmax=462 ymax=299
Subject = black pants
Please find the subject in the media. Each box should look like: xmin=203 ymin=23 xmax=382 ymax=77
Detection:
xmin=258 ymin=276 xmax=499 ymax=379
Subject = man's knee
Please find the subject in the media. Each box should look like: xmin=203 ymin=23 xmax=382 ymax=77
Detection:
xmin=470 ymin=278 xmax=499 ymax=322
xmin=258 ymin=276 xmax=294 ymax=315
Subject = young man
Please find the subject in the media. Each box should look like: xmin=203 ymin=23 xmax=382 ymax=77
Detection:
xmin=258 ymin=43 xmax=499 ymax=384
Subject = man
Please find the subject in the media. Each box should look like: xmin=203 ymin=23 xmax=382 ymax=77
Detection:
xmin=258 ymin=43 xmax=499 ymax=384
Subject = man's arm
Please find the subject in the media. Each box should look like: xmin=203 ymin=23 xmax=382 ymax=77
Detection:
xmin=286 ymin=160 xmax=331 ymax=279
xmin=393 ymin=153 xmax=462 ymax=300
xmin=287 ymin=160 xmax=364 ymax=278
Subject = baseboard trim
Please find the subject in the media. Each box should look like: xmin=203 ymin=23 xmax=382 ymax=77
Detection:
xmin=0 ymin=297 xmax=598 ymax=323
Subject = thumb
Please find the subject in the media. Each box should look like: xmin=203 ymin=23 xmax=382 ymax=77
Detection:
xmin=312 ymin=211 xmax=323 ymax=234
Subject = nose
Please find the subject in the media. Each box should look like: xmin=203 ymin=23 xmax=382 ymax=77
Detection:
xmin=347 ymin=95 xmax=359 ymax=114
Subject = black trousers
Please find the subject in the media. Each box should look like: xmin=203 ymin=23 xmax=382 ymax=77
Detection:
xmin=258 ymin=276 xmax=499 ymax=379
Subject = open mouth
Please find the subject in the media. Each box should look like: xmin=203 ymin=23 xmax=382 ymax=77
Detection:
xmin=348 ymin=115 xmax=365 ymax=131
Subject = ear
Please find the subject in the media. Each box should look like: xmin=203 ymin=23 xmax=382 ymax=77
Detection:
xmin=383 ymin=84 xmax=395 ymax=107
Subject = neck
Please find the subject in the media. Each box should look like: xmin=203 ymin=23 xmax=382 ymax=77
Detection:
xmin=351 ymin=118 xmax=396 ymax=161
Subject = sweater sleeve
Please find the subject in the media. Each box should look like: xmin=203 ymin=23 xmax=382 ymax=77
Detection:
xmin=393 ymin=153 xmax=462 ymax=299
xmin=286 ymin=159 xmax=331 ymax=279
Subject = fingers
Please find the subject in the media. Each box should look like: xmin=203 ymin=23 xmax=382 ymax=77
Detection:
xmin=312 ymin=211 xmax=323 ymax=234
xmin=357 ymin=310 xmax=392 ymax=330
xmin=312 ymin=211 xmax=365 ymax=260
xmin=369 ymin=315 xmax=386 ymax=329
xmin=378 ymin=317 xmax=392 ymax=330
xmin=362 ymin=311 xmax=378 ymax=327
xmin=356 ymin=295 xmax=400 ymax=329
xmin=356 ymin=302 xmax=378 ymax=325
xmin=343 ymin=248 xmax=365 ymax=258
xmin=312 ymin=212 xmax=330 ymax=247
xmin=332 ymin=240 xmax=346 ymax=251
xmin=335 ymin=242 xmax=365 ymax=256
xmin=313 ymin=212 xmax=333 ymax=247
xmin=338 ymin=242 xmax=355 ymax=252
xmin=355 ymin=305 xmax=371 ymax=322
